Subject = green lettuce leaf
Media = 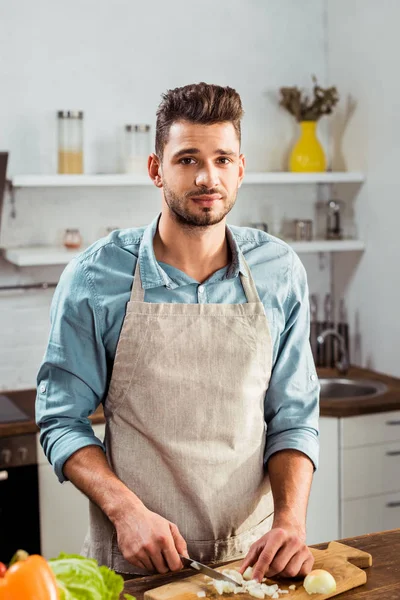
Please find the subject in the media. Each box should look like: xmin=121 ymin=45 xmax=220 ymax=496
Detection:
xmin=49 ymin=553 xmax=129 ymax=600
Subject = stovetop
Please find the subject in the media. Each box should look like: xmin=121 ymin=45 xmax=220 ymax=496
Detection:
xmin=0 ymin=395 xmax=30 ymax=424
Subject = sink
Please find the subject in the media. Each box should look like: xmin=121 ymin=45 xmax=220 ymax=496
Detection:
xmin=319 ymin=378 xmax=388 ymax=400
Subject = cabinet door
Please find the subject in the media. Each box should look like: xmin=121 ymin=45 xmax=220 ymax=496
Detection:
xmin=341 ymin=410 xmax=400 ymax=448
xmin=342 ymin=492 xmax=400 ymax=538
xmin=38 ymin=464 xmax=89 ymax=559
xmin=342 ymin=441 xmax=400 ymax=500
xmin=37 ymin=424 xmax=105 ymax=559
xmin=306 ymin=417 xmax=339 ymax=545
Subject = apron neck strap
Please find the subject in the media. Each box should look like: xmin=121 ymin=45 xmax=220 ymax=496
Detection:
xmin=130 ymin=259 xmax=145 ymax=302
xmin=239 ymin=255 xmax=262 ymax=303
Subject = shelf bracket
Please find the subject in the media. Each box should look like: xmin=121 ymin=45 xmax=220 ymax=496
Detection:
xmin=5 ymin=179 xmax=16 ymax=219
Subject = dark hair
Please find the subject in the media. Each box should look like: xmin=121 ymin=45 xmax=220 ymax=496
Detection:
xmin=155 ymin=82 xmax=244 ymax=160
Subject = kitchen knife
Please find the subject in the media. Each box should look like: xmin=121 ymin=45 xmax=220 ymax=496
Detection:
xmin=178 ymin=554 xmax=240 ymax=586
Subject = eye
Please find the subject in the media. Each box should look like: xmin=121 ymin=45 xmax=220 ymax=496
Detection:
xmin=217 ymin=157 xmax=231 ymax=164
xmin=179 ymin=157 xmax=195 ymax=165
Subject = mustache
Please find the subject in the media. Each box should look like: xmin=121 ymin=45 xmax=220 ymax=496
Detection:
xmin=186 ymin=188 xmax=222 ymax=198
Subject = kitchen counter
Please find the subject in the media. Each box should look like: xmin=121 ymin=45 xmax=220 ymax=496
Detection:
xmin=0 ymin=388 xmax=105 ymax=438
xmin=121 ymin=529 xmax=400 ymax=600
xmin=2 ymin=365 xmax=400 ymax=438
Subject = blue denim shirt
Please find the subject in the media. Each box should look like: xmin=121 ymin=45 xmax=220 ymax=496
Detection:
xmin=36 ymin=214 xmax=320 ymax=483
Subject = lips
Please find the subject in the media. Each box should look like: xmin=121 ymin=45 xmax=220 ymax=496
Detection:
xmin=191 ymin=194 xmax=222 ymax=201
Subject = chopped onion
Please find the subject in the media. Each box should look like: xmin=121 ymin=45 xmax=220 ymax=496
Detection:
xmin=303 ymin=569 xmax=337 ymax=595
xmin=208 ymin=568 xmax=293 ymax=598
xmin=243 ymin=566 xmax=254 ymax=581
xmin=197 ymin=593 xmax=206 ymax=597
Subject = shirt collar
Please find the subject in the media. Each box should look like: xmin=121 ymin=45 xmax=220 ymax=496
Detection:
xmin=138 ymin=213 xmax=247 ymax=290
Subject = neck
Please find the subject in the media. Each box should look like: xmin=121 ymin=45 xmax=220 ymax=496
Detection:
xmin=153 ymin=209 xmax=230 ymax=283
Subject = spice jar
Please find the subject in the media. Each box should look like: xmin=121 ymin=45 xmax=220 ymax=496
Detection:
xmin=58 ymin=111 xmax=84 ymax=174
xmin=124 ymin=124 xmax=150 ymax=174
xmin=326 ymin=200 xmax=343 ymax=240
xmin=294 ymin=219 xmax=313 ymax=241
xmin=63 ymin=229 xmax=82 ymax=250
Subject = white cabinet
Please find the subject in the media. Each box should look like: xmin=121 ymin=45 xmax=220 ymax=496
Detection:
xmin=306 ymin=417 xmax=340 ymax=545
xmin=342 ymin=492 xmax=400 ymax=538
xmin=37 ymin=424 xmax=105 ymax=560
xmin=307 ymin=410 xmax=400 ymax=544
xmin=340 ymin=410 xmax=400 ymax=538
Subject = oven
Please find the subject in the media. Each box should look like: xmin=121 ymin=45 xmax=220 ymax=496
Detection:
xmin=0 ymin=433 xmax=41 ymax=564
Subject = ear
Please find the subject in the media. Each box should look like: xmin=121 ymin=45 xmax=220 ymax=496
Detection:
xmin=238 ymin=153 xmax=246 ymax=188
xmin=148 ymin=154 xmax=163 ymax=188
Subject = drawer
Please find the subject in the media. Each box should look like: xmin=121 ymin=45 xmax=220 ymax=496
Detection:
xmin=341 ymin=410 xmax=400 ymax=448
xmin=341 ymin=492 xmax=400 ymax=538
xmin=342 ymin=441 xmax=400 ymax=499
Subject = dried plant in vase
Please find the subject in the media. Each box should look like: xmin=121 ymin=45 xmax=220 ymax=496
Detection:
xmin=279 ymin=76 xmax=340 ymax=172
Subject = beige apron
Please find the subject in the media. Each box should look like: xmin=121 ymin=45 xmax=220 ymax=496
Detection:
xmin=83 ymin=247 xmax=274 ymax=574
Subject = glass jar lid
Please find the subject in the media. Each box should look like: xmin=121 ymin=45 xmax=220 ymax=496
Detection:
xmin=58 ymin=111 xmax=84 ymax=119
xmin=125 ymin=124 xmax=150 ymax=132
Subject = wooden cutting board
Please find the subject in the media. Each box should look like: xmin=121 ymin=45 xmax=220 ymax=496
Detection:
xmin=143 ymin=542 xmax=372 ymax=600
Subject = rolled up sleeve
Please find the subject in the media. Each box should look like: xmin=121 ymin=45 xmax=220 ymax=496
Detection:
xmin=264 ymin=251 xmax=320 ymax=471
xmin=36 ymin=259 xmax=107 ymax=483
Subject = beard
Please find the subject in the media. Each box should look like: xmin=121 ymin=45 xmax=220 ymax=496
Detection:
xmin=162 ymin=179 xmax=238 ymax=228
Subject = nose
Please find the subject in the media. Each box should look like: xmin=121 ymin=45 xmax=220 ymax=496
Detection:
xmin=195 ymin=162 xmax=220 ymax=188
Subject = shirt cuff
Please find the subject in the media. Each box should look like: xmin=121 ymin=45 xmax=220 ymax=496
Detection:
xmin=264 ymin=428 xmax=319 ymax=472
xmin=53 ymin=434 xmax=105 ymax=483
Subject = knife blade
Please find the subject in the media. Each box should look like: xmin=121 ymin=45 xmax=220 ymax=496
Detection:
xmin=178 ymin=554 xmax=240 ymax=586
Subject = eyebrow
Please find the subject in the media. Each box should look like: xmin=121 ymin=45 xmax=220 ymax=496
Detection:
xmin=172 ymin=148 xmax=237 ymax=159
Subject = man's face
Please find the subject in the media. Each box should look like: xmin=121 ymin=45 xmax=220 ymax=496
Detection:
xmin=158 ymin=120 xmax=245 ymax=227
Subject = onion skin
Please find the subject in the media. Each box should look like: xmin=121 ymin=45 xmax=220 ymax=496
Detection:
xmin=303 ymin=569 xmax=337 ymax=595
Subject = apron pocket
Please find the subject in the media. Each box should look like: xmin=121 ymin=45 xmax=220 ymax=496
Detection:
xmin=187 ymin=510 xmax=274 ymax=564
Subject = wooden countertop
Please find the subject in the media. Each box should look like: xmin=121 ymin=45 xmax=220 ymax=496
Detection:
xmin=121 ymin=529 xmax=400 ymax=600
xmin=2 ymin=365 xmax=400 ymax=438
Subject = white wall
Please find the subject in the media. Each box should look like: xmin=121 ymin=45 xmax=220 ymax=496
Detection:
xmin=0 ymin=1 xmax=330 ymax=390
xmin=327 ymin=0 xmax=400 ymax=376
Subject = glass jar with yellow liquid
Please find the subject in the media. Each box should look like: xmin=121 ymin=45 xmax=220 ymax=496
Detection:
xmin=57 ymin=111 xmax=84 ymax=174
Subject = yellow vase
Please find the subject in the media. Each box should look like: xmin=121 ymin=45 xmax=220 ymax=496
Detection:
xmin=289 ymin=121 xmax=326 ymax=172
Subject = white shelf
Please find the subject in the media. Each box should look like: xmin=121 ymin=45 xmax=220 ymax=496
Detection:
xmin=3 ymin=247 xmax=81 ymax=266
xmin=3 ymin=240 xmax=365 ymax=267
xmin=11 ymin=171 xmax=365 ymax=188
xmin=243 ymin=172 xmax=365 ymax=184
xmin=289 ymin=239 xmax=365 ymax=253
xmin=12 ymin=174 xmax=151 ymax=187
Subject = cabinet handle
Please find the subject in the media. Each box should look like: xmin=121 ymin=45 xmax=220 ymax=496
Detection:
xmin=386 ymin=450 xmax=400 ymax=456
xmin=386 ymin=420 xmax=400 ymax=425
xmin=0 ymin=470 xmax=8 ymax=481
xmin=386 ymin=501 xmax=400 ymax=508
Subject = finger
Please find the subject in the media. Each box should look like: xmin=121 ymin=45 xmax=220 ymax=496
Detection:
xmin=278 ymin=550 xmax=306 ymax=578
xmin=252 ymin=532 xmax=286 ymax=581
xmin=135 ymin=551 xmax=156 ymax=573
xmin=149 ymin=549 xmax=170 ymax=574
xmin=298 ymin=553 xmax=315 ymax=577
xmin=265 ymin=538 xmax=303 ymax=578
xmin=170 ymin=522 xmax=188 ymax=556
xmin=163 ymin=546 xmax=183 ymax=572
xmin=238 ymin=544 xmax=261 ymax=575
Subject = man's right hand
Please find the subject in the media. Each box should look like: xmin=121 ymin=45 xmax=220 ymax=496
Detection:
xmin=113 ymin=501 xmax=189 ymax=573
xmin=62 ymin=446 xmax=187 ymax=573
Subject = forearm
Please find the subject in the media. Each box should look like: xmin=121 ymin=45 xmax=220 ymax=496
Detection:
xmin=267 ymin=448 xmax=314 ymax=537
xmin=63 ymin=445 xmax=144 ymax=525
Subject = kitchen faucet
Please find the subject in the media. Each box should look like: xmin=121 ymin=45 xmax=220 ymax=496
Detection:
xmin=317 ymin=328 xmax=349 ymax=375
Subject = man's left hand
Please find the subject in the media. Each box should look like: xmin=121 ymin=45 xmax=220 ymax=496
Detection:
xmin=238 ymin=523 xmax=314 ymax=581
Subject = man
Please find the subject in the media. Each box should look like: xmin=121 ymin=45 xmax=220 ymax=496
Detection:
xmin=36 ymin=82 xmax=320 ymax=581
